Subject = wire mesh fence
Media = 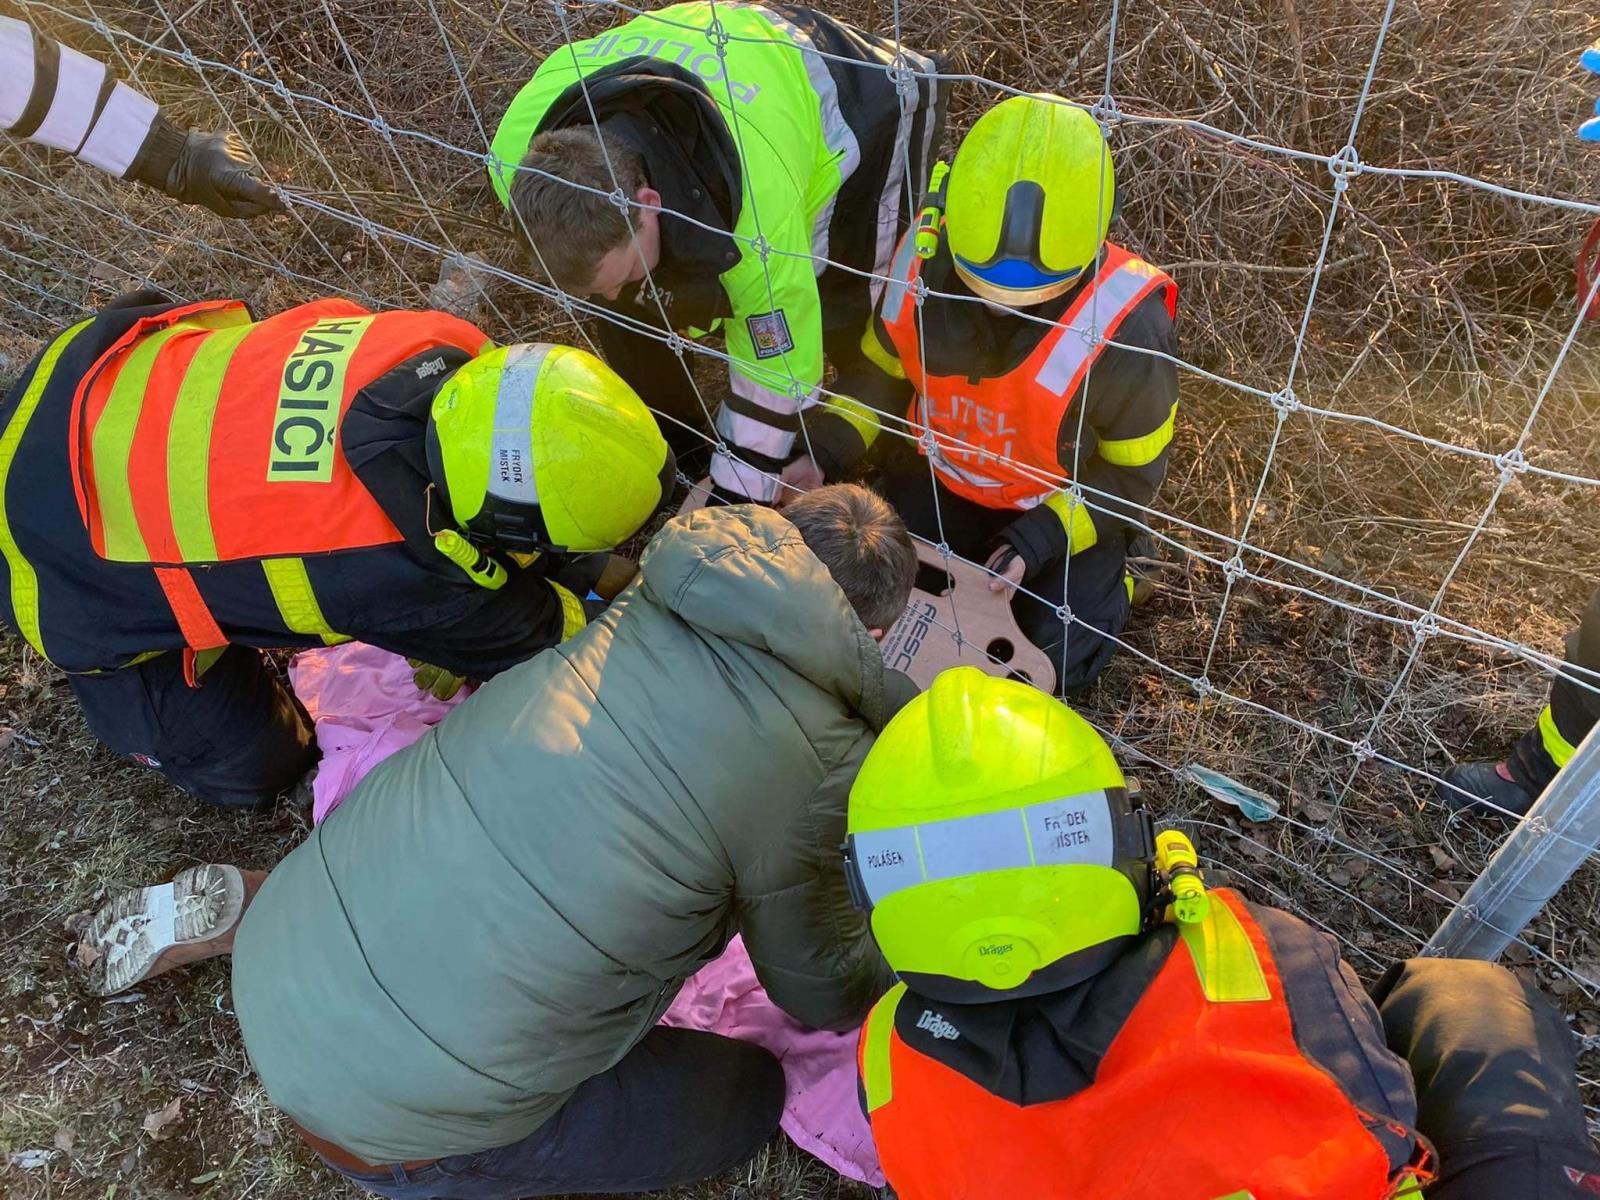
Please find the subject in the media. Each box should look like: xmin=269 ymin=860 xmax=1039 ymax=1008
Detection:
xmin=3 ymin=0 xmax=1600 ymax=1119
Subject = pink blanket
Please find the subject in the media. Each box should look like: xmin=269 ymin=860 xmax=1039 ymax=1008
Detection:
xmin=288 ymin=643 xmax=883 ymax=1186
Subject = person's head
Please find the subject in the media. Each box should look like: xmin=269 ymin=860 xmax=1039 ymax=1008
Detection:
xmin=845 ymin=667 xmax=1157 ymax=1003
xmin=425 ymin=343 xmax=674 ymax=554
xmin=510 ymin=125 xmax=663 ymax=301
xmin=944 ymin=94 xmax=1115 ymax=309
xmin=783 ymin=484 xmax=916 ymax=638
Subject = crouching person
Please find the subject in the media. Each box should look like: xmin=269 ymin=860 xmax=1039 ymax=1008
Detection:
xmin=215 ymin=485 xmax=917 ymax=1196
xmin=846 ymin=669 xmax=1430 ymax=1199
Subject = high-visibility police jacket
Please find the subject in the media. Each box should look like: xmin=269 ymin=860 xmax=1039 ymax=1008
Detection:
xmin=858 ymin=890 xmax=1427 ymax=1200
xmin=487 ymin=2 xmax=940 ymax=501
xmin=822 ymin=233 xmax=1178 ymax=565
xmin=0 ymin=292 xmax=588 ymax=677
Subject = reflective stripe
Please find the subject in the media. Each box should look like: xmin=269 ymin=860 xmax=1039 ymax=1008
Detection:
xmin=1037 ymin=259 xmax=1166 ymax=398
xmin=869 ymin=46 xmax=937 ymax=306
xmin=167 ymin=323 xmax=253 ymax=563
xmin=1099 ymin=401 xmax=1178 ymax=468
xmin=30 ymin=43 xmax=104 ymax=152
xmin=1539 ymin=703 xmax=1578 ymax=769
xmin=0 ymin=17 xmax=35 ymax=129
xmin=93 ymin=324 xmax=198 ymax=562
xmin=746 ymin=5 xmax=861 ymax=272
xmin=0 ymin=318 xmax=93 ymax=659
xmin=549 ymin=579 xmax=587 ymax=641
xmin=261 ymin=557 xmax=345 ymax=645
xmin=77 ymin=81 xmax=158 ymax=177
xmin=824 ymin=395 xmax=882 ymax=450
xmin=851 ymin=790 xmax=1113 ymax=905
xmin=487 ymin=342 xmax=547 ymax=509
xmin=715 ymin=404 xmax=796 ymax=459
xmin=710 ymin=448 xmax=781 ymax=503
xmin=1042 ymin=490 xmax=1098 ymax=555
xmin=860 ymin=322 xmax=905 ymax=380
xmin=1178 ymin=899 xmax=1271 ymax=1003
xmin=730 ymin=368 xmax=801 ymax=417
xmin=860 ymin=982 xmax=906 ymax=1114
xmin=879 ymin=233 xmax=920 ymax=326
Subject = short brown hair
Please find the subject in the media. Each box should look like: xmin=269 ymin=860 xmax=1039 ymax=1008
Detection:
xmin=786 ymin=484 xmax=917 ymax=631
xmin=510 ymin=125 xmax=647 ymax=291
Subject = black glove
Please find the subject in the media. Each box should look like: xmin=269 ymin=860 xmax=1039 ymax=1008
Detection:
xmin=129 ymin=116 xmax=283 ymax=219
xmin=996 ymin=505 xmax=1071 ymax=583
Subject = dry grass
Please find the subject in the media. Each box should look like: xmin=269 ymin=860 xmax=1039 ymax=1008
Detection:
xmin=4 ymin=0 xmax=1600 ymax=1196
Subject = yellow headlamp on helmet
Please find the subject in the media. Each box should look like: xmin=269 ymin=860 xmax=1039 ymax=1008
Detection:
xmin=944 ymin=94 xmax=1115 ymax=307
xmin=844 ymin=667 xmax=1155 ymax=1002
xmin=425 ymin=343 xmax=673 ymax=554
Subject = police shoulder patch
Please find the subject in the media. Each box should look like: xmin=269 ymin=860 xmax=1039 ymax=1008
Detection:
xmin=746 ymin=309 xmax=794 ymax=359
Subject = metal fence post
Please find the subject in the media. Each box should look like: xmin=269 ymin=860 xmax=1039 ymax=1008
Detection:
xmin=1425 ymin=722 xmax=1600 ymax=960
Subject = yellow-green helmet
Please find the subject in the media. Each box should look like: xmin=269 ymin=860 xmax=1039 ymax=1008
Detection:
xmin=844 ymin=667 xmax=1154 ymax=1002
xmin=945 ymin=94 xmax=1114 ymax=307
xmin=425 ymin=343 xmax=673 ymax=553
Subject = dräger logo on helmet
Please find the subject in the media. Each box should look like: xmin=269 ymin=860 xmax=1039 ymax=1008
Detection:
xmin=916 ymin=1010 xmax=960 ymax=1041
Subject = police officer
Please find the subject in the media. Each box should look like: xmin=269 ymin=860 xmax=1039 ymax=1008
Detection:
xmin=486 ymin=0 xmax=945 ymax=503
xmin=1 ymin=292 xmax=673 ymax=808
xmin=804 ymin=94 xmax=1179 ymax=689
xmin=2 ymin=15 xmax=279 ymax=218
xmin=846 ymin=668 xmax=1600 ymax=1200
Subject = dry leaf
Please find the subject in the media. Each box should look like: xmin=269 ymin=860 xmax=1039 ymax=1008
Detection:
xmin=142 ymin=1096 xmax=183 ymax=1139
xmin=52 ymin=1127 xmax=75 ymax=1153
xmin=0 ymin=727 xmax=15 ymax=752
xmin=74 ymin=939 xmax=101 ymax=970
xmin=1428 ymin=846 xmax=1457 ymax=874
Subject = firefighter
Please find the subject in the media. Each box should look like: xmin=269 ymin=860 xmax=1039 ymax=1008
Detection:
xmin=1441 ymin=587 xmax=1599 ymax=819
xmin=485 ymin=0 xmax=945 ymax=503
xmin=0 ymin=292 xmax=673 ymax=809
xmin=2 ymin=15 xmax=279 ymax=218
xmin=799 ymin=94 xmax=1179 ymax=689
xmin=847 ymin=668 xmax=1600 ymax=1200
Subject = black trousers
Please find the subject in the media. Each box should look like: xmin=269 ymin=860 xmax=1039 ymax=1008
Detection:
xmin=1375 ymin=958 xmax=1600 ymax=1199
xmin=68 ymin=646 xmax=317 ymax=809
xmin=1510 ymin=585 xmax=1600 ymax=794
xmin=326 ymin=1028 xmax=785 ymax=1199
xmin=879 ymin=451 xmax=1132 ymax=691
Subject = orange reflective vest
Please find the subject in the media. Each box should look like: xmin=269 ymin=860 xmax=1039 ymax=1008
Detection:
xmin=858 ymin=890 xmax=1423 ymax=1200
xmin=68 ymin=299 xmax=489 ymax=655
xmin=879 ymin=236 xmax=1176 ymax=509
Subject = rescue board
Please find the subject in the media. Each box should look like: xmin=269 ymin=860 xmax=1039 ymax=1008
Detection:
xmin=879 ymin=540 xmax=1056 ymax=693
xmin=675 ymin=478 xmax=1055 ymax=692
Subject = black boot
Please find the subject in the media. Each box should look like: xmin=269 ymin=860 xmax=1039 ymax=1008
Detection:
xmin=1437 ymin=760 xmax=1536 ymax=820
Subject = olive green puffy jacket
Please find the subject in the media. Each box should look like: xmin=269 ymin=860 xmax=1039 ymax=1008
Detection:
xmin=232 ymin=505 xmax=911 ymax=1163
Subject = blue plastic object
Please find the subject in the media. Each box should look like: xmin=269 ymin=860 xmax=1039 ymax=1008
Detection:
xmin=1579 ymin=44 xmax=1600 ymax=138
xmin=1185 ymin=764 xmax=1281 ymax=823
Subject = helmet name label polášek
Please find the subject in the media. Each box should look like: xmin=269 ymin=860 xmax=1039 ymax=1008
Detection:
xmin=852 ymin=789 xmax=1116 ymax=904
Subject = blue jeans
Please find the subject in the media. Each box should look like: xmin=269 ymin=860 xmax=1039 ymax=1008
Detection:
xmin=323 ymin=1027 xmax=784 ymax=1198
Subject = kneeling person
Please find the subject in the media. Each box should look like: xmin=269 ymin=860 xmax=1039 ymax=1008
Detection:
xmin=228 ymin=486 xmax=917 ymax=1196
xmin=809 ymin=95 xmax=1179 ymax=688
xmin=848 ymin=669 xmax=1427 ymax=1199
xmin=0 ymin=294 xmax=671 ymax=808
